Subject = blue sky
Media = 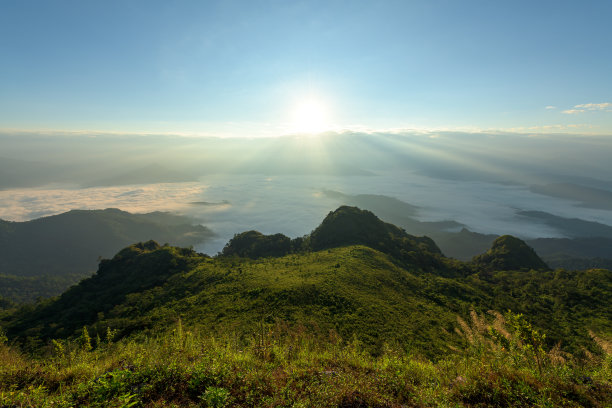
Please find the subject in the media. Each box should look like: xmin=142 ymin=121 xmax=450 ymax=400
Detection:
xmin=1 ymin=0 xmax=611 ymax=136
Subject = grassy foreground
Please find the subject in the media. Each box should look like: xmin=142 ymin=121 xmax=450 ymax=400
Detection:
xmin=1 ymin=312 xmax=610 ymax=408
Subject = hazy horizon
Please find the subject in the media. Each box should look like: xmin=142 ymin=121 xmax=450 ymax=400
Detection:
xmin=2 ymin=130 xmax=612 ymax=256
xmin=2 ymin=1 xmax=612 ymax=256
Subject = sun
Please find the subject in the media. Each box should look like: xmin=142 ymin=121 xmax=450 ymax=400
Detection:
xmin=290 ymin=97 xmax=329 ymax=134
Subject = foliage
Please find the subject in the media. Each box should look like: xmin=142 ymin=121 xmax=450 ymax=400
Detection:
xmin=0 ymin=209 xmax=215 ymax=302
xmin=0 ymin=318 xmax=610 ymax=407
xmin=462 ymin=267 xmax=612 ymax=356
xmin=200 ymin=386 xmax=231 ymax=407
xmin=220 ymin=206 xmax=445 ymax=272
xmin=0 ymin=205 xmax=610 ymax=406
xmin=472 ymin=235 xmax=550 ymax=271
xmin=0 ymin=273 xmax=82 ymax=304
xmin=80 ymin=326 xmax=93 ymax=352
xmin=221 ymin=231 xmax=293 ymax=258
xmin=2 ymin=231 xmax=610 ymax=358
xmin=3 ymin=241 xmax=207 ymax=344
xmin=310 ymin=206 xmax=444 ymax=270
xmin=506 ymin=312 xmax=547 ymax=375
xmin=0 ymin=296 xmax=16 ymax=311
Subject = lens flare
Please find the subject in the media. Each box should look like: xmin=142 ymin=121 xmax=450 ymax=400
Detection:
xmin=290 ymin=97 xmax=329 ymax=134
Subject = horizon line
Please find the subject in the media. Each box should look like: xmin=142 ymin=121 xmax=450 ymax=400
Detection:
xmin=1 ymin=125 xmax=611 ymax=140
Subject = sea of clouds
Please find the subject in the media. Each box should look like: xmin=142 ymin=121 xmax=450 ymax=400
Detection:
xmin=3 ymin=172 xmax=612 ymax=255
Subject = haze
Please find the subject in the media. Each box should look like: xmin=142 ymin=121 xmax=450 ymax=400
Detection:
xmin=1 ymin=1 xmax=612 ymax=257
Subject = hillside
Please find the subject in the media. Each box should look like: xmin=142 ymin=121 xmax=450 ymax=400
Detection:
xmin=221 ymin=206 xmax=444 ymax=271
xmin=0 ymin=209 xmax=214 ymax=302
xmin=472 ymin=235 xmax=550 ymax=271
xmin=3 ymin=207 xmax=610 ymax=359
xmin=1 ymin=206 xmax=611 ymax=406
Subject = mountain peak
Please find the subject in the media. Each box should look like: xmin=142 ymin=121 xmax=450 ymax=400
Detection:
xmin=309 ymin=206 xmax=442 ymax=270
xmin=221 ymin=231 xmax=292 ymax=258
xmin=219 ymin=206 xmax=442 ymax=270
xmin=311 ymin=206 xmax=438 ymax=251
xmin=310 ymin=206 xmax=392 ymax=250
xmin=472 ymin=235 xmax=549 ymax=271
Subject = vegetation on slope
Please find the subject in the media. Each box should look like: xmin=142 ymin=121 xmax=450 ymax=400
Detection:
xmin=0 ymin=311 xmax=610 ymax=407
xmin=4 ymin=243 xmax=467 ymax=356
xmin=221 ymin=206 xmax=446 ymax=273
xmin=0 ymin=209 xmax=214 ymax=302
xmin=2 ymin=207 xmax=609 ymax=358
xmin=310 ymin=206 xmax=442 ymax=269
xmin=221 ymin=231 xmax=296 ymax=258
xmin=0 ymin=274 xmax=83 ymax=304
xmin=1 ymin=205 xmax=611 ymax=406
xmin=472 ymin=235 xmax=549 ymax=271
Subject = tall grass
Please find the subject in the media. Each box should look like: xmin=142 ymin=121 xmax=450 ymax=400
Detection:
xmin=1 ymin=315 xmax=610 ymax=407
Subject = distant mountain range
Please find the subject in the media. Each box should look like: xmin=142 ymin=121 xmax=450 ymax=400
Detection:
xmin=530 ymin=183 xmax=612 ymax=211
xmin=323 ymin=190 xmax=612 ymax=268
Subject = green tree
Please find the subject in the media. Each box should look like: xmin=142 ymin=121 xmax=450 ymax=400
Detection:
xmin=80 ymin=326 xmax=92 ymax=351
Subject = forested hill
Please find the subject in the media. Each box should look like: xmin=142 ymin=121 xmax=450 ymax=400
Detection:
xmin=0 ymin=209 xmax=214 ymax=302
xmin=2 ymin=206 xmax=609 ymax=360
xmin=221 ymin=206 xmax=444 ymax=272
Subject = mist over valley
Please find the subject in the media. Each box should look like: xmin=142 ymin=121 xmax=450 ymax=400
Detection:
xmin=1 ymin=131 xmax=612 ymax=284
xmin=2 ymin=131 xmax=612 ymax=255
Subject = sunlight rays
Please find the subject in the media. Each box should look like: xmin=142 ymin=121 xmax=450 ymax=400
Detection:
xmin=289 ymin=97 xmax=331 ymax=135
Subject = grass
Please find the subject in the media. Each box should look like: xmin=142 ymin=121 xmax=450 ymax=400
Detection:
xmin=5 ymin=244 xmax=610 ymax=361
xmin=2 ymin=240 xmax=610 ymax=406
xmin=1 ymin=313 xmax=610 ymax=407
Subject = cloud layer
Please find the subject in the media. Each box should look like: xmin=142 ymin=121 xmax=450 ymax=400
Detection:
xmin=0 ymin=183 xmax=206 ymax=221
xmin=5 ymin=174 xmax=612 ymax=256
xmin=2 ymin=131 xmax=612 ymax=255
xmin=563 ymin=102 xmax=612 ymax=114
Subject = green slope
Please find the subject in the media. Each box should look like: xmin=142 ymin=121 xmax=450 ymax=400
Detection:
xmin=3 ymin=207 xmax=610 ymax=359
xmin=4 ymin=243 xmax=467 ymax=356
xmin=472 ymin=235 xmax=550 ymax=271
xmin=0 ymin=209 xmax=215 ymax=302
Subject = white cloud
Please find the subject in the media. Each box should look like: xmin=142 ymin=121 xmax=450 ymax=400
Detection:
xmin=506 ymin=123 xmax=595 ymax=132
xmin=575 ymin=102 xmax=612 ymax=110
xmin=545 ymin=106 xmax=556 ymax=110
xmin=563 ymin=102 xmax=612 ymax=114
xmin=562 ymin=109 xmax=586 ymax=114
xmin=0 ymin=183 xmax=207 ymax=221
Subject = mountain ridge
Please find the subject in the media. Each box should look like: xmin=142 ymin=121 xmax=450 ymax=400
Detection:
xmin=2 ymin=206 xmax=609 ymax=359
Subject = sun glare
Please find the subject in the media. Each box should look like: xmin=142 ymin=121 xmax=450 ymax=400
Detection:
xmin=290 ymin=97 xmax=329 ymax=134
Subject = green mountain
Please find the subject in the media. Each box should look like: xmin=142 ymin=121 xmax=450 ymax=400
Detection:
xmin=221 ymin=230 xmax=295 ymax=258
xmin=0 ymin=209 xmax=214 ymax=302
xmin=3 ymin=207 xmax=610 ymax=360
xmin=220 ymin=206 xmax=444 ymax=271
xmin=472 ymin=235 xmax=550 ymax=271
xmin=322 ymin=190 xmax=612 ymax=268
xmin=309 ymin=206 xmax=441 ymax=255
xmin=1 ymin=206 xmax=611 ymax=406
